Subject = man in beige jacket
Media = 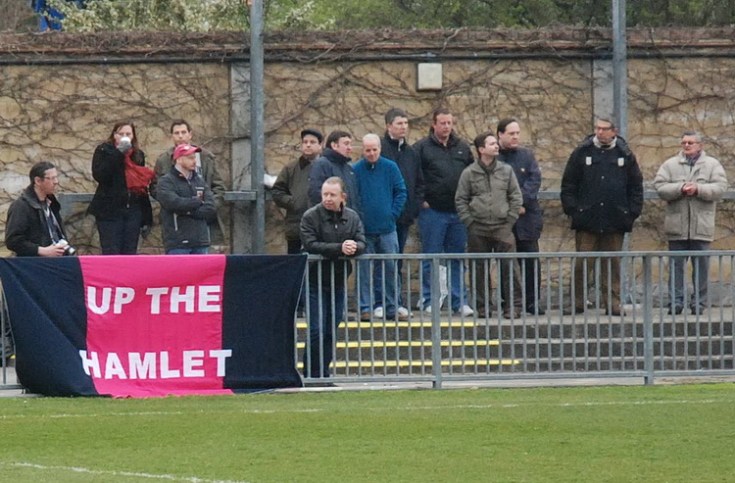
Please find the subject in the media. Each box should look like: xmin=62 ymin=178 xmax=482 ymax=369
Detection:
xmin=653 ymin=131 xmax=728 ymax=315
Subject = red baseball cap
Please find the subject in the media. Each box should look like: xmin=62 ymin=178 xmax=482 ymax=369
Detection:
xmin=173 ymin=144 xmax=201 ymax=160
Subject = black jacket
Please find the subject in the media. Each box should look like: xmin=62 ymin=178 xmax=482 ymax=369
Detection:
xmin=157 ymin=166 xmax=217 ymax=251
xmin=5 ymin=186 xmax=66 ymax=256
xmin=561 ymin=135 xmax=644 ymax=233
xmin=381 ymin=132 xmax=424 ymax=226
xmin=497 ymin=146 xmax=544 ymax=241
xmin=308 ymin=148 xmax=361 ymax=217
xmin=300 ymin=203 xmax=366 ymax=287
xmin=88 ymin=142 xmax=153 ymax=227
xmin=413 ymin=130 xmax=474 ymax=213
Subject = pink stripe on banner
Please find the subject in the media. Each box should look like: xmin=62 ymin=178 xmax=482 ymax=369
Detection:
xmin=80 ymin=255 xmax=232 ymax=397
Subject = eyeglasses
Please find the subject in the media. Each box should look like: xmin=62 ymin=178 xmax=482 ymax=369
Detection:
xmin=681 ymin=141 xmax=700 ymax=146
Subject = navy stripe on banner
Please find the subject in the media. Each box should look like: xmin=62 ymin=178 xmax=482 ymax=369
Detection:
xmin=0 ymin=257 xmax=97 ymax=396
xmin=222 ymin=254 xmax=306 ymax=390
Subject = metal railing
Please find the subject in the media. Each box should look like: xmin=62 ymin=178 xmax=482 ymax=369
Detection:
xmin=1 ymin=250 xmax=733 ymax=392
xmin=299 ymin=251 xmax=735 ymax=387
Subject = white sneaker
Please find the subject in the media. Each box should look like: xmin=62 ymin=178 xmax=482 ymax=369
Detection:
xmin=396 ymin=306 xmax=410 ymax=317
xmin=373 ymin=306 xmax=384 ymax=318
xmin=458 ymin=305 xmax=475 ymax=317
xmin=423 ymin=305 xmax=433 ymax=314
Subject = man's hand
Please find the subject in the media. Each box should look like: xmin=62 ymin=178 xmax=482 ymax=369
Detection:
xmin=38 ymin=243 xmax=66 ymax=257
xmin=342 ymin=239 xmax=358 ymax=256
xmin=519 ymin=207 xmax=526 ymax=215
xmin=682 ymin=182 xmax=698 ymax=196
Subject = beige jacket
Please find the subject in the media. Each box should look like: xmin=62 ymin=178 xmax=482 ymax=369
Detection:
xmin=653 ymin=150 xmax=728 ymax=241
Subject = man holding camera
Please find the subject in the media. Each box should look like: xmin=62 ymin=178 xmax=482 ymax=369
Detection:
xmin=5 ymin=161 xmax=72 ymax=257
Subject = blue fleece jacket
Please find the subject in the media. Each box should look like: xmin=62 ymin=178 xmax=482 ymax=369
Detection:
xmin=353 ymin=156 xmax=407 ymax=235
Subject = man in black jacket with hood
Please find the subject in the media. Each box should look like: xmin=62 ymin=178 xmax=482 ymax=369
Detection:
xmin=561 ymin=117 xmax=643 ymax=316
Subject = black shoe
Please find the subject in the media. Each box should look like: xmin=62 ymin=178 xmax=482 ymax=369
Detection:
xmin=668 ymin=306 xmax=683 ymax=315
xmin=690 ymin=306 xmax=705 ymax=315
xmin=562 ymin=306 xmax=585 ymax=315
xmin=526 ymin=305 xmax=546 ymax=315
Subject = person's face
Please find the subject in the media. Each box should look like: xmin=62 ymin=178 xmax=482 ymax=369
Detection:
xmin=36 ymin=168 xmax=59 ymax=197
xmin=387 ymin=116 xmax=409 ymax=140
xmin=499 ymin=121 xmax=521 ymax=149
xmin=176 ymin=153 xmax=197 ymax=172
xmin=432 ymin=113 xmax=454 ymax=140
xmin=301 ymin=134 xmax=321 ymax=158
xmin=594 ymin=120 xmax=617 ymax=144
xmin=331 ymin=136 xmax=353 ymax=158
xmin=363 ymin=138 xmax=381 ymax=164
xmin=171 ymin=124 xmax=193 ymax=146
xmin=321 ymin=182 xmax=346 ymax=212
xmin=680 ymin=135 xmax=702 ymax=157
xmin=480 ymin=136 xmax=500 ymax=159
xmin=114 ymin=124 xmax=134 ymax=144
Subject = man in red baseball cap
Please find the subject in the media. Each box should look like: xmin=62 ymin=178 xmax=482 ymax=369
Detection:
xmin=156 ymin=143 xmax=217 ymax=254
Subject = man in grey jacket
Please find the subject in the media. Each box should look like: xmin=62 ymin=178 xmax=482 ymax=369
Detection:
xmin=456 ymin=132 xmax=523 ymax=319
xmin=653 ymin=131 xmax=728 ymax=315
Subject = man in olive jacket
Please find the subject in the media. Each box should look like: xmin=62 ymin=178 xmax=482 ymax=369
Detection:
xmin=653 ymin=131 xmax=727 ymax=315
xmin=456 ymin=132 xmax=523 ymax=319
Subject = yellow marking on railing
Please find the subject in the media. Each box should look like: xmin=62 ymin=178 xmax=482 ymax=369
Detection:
xmin=296 ymin=359 xmax=520 ymax=369
xmin=296 ymin=320 xmax=482 ymax=330
xmin=296 ymin=339 xmax=500 ymax=349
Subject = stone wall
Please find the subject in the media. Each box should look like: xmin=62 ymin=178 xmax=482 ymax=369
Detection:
xmin=1 ymin=28 xmax=735 ymax=259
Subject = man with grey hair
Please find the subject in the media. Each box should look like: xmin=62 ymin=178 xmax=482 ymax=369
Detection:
xmin=561 ymin=116 xmax=643 ymax=316
xmin=653 ymin=131 xmax=727 ymax=315
xmin=353 ymin=133 xmax=408 ymax=321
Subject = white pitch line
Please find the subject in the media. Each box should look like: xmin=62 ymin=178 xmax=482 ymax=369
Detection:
xmin=2 ymin=461 xmax=248 ymax=483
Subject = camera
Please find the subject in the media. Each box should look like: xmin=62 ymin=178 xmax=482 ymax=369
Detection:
xmin=56 ymin=239 xmax=77 ymax=256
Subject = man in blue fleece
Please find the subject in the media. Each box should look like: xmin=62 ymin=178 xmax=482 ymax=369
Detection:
xmin=354 ymin=133 xmax=408 ymax=321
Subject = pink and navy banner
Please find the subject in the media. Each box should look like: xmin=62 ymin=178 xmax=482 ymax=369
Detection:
xmin=0 ymin=255 xmax=306 ymax=397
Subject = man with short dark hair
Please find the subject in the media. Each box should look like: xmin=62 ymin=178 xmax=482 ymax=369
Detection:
xmin=272 ymin=128 xmax=323 ymax=254
xmin=301 ymin=176 xmax=365 ymax=378
xmin=154 ymin=119 xmax=226 ymax=247
xmin=414 ymin=107 xmax=474 ymax=316
xmin=157 ymin=144 xmax=217 ymax=255
xmin=561 ymin=117 xmax=644 ymax=316
xmin=496 ymin=118 xmax=545 ymax=315
xmin=654 ymin=131 xmax=727 ymax=315
xmin=5 ymin=161 xmax=70 ymax=257
xmin=456 ymin=132 xmax=523 ymax=319
xmin=308 ymin=130 xmax=361 ymax=216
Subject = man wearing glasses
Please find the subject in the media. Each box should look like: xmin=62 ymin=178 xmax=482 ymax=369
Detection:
xmin=653 ymin=132 xmax=727 ymax=315
xmin=560 ymin=117 xmax=644 ymax=316
xmin=5 ymin=161 xmax=70 ymax=257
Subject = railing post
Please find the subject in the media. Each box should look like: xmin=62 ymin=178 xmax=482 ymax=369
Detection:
xmin=643 ymin=255 xmax=654 ymax=385
xmin=430 ymin=256 xmax=443 ymax=389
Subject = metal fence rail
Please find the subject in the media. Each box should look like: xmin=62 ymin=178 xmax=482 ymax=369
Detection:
xmin=1 ymin=251 xmax=733 ymax=392
xmin=299 ymin=251 xmax=735 ymax=387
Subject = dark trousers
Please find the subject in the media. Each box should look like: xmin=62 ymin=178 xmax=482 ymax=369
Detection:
xmin=305 ymin=281 xmax=345 ymax=378
xmin=467 ymin=226 xmax=522 ymax=314
xmin=96 ymin=205 xmax=143 ymax=255
xmin=516 ymin=239 xmax=541 ymax=309
xmin=669 ymin=239 xmax=710 ymax=310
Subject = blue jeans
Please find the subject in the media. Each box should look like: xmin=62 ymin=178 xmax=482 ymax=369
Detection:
xmin=418 ymin=207 xmax=468 ymax=311
xmin=166 ymin=246 xmax=210 ymax=255
xmin=669 ymin=239 xmax=710 ymax=309
xmin=358 ymin=231 xmax=399 ymax=314
xmin=96 ymin=205 xmax=143 ymax=255
xmin=305 ymin=281 xmax=345 ymax=378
